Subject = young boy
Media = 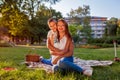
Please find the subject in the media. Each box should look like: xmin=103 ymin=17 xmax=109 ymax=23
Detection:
xmin=47 ymin=18 xmax=62 ymax=65
xmin=47 ymin=18 xmax=58 ymax=46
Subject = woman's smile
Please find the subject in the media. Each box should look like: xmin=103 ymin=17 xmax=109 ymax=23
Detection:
xmin=59 ymin=27 xmax=63 ymax=30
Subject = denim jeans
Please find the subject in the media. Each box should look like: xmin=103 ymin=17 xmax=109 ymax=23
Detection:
xmin=41 ymin=58 xmax=53 ymax=66
xmin=53 ymin=56 xmax=83 ymax=73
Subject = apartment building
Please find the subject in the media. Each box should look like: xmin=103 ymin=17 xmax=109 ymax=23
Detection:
xmin=65 ymin=16 xmax=107 ymax=38
xmin=90 ymin=16 xmax=107 ymax=38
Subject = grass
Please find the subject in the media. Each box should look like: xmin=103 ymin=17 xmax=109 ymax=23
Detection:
xmin=0 ymin=46 xmax=120 ymax=80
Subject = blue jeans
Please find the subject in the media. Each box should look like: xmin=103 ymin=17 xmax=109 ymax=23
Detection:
xmin=41 ymin=58 xmax=53 ymax=66
xmin=53 ymin=56 xmax=83 ymax=73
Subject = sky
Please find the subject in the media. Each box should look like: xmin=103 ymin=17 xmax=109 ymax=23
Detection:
xmin=45 ymin=0 xmax=120 ymax=19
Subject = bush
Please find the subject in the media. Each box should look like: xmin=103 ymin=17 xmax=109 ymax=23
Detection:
xmin=102 ymin=43 xmax=113 ymax=48
xmin=0 ymin=40 xmax=13 ymax=47
xmin=79 ymin=43 xmax=114 ymax=48
xmin=92 ymin=43 xmax=114 ymax=48
xmin=88 ymin=38 xmax=108 ymax=44
xmin=87 ymin=36 xmax=120 ymax=48
xmin=79 ymin=44 xmax=100 ymax=49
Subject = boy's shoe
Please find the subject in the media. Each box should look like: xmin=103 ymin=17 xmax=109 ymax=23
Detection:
xmin=24 ymin=62 xmax=31 ymax=66
xmin=83 ymin=69 xmax=93 ymax=76
xmin=39 ymin=56 xmax=43 ymax=61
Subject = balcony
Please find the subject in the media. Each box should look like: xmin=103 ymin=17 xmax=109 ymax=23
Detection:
xmin=90 ymin=24 xmax=106 ymax=26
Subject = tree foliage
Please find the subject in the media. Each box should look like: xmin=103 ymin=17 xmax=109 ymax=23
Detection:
xmin=0 ymin=0 xmax=62 ymax=44
xmin=67 ymin=5 xmax=91 ymax=38
xmin=106 ymin=17 xmax=118 ymax=36
xmin=117 ymin=19 xmax=120 ymax=35
xmin=0 ymin=0 xmax=29 ymax=36
xmin=69 ymin=24 xmax=83 ymax=43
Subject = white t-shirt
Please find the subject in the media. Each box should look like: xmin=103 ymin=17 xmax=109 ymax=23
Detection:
xmin=52 ymin=36 xmax=67 ymax=60
xmin=47 ymin=30 xmax=58 ymax=47
xmin=47 ymin=30 xmax=58 ymax=60
xmin=47 ymin=30 xmax=67 ymax=61
xmin=54 ymin=36 xmax=67 ymax=50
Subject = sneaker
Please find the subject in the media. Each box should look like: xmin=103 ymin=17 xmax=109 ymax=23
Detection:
xmin=24 ymin=62 xmax=31 ymax=66
xmin=39 ymin=56 xmax=43 ymax=61
xmin=83 ymin=69 xmax=93 ymax=76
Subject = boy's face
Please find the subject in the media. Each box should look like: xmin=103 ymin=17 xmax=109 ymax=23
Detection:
xmin=49 ymin=21 xmax=57 ymax=31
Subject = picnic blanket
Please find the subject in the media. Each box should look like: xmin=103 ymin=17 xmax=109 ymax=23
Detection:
xmin=26 ymin=57 xmax=113 ymax=74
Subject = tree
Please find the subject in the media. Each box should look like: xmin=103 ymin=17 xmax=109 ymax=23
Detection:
xmin=0 ymin=0 xmax=29 ymax=36
xmin=30 ymin=4 xmax=50 ymax=44
xmin=106 ymin=17 xmax=118 ymax=36
xmin=19 ymin=0 xmax=61 ymax=44
xmin=67 ymin=5 xmax=91 ymax=38
xmin=69 ymin=24 xmax=83 ymax=43
xmin=45 ymin=0 xmax=61 ymax=4
xmin=117 ymin=19 xmax=120 ymax=36
xmin=81 ymin=16 xmax=91 ymax=38
xmin=30 ymin=4 xmax=62 ymax=44
xmin=0 ymin=0 xmax=62 ymax=44
xmin=49 ymin=8 xmax=62 ymax=19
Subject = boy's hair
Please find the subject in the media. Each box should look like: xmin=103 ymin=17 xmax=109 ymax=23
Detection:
xmin=47 ymin=18 xmax=57 ymax=25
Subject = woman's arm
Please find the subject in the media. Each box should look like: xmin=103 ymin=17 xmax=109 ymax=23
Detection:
xmin=61 ymin=40 xmax=74 ymax=57
xmin=52 ymin=38 xmax=74 ymax=56
xmin=52 ymin=56 xmax=63 ymax=64
xmin=51 ymin=40 xmax=68 ymax=55
xmin=52 ymin=39 xmax=74 ymax=64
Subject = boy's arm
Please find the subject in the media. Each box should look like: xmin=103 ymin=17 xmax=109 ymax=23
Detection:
xmin=47 ymin=38 xmax=62 ymax=55
xmin=46 ymin=31 xmax=59 ymax=52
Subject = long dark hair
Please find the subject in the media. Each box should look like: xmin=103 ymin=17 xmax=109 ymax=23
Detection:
xmin=57 ymin=19 xmax=72 ymax=41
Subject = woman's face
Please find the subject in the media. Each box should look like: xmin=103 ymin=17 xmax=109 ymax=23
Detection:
xmin=57 ymin=21 xmax=65 ymax=33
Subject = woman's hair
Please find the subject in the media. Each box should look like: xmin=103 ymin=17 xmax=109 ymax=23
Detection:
xmin=57 ymin=19 xmax=72 ymax=41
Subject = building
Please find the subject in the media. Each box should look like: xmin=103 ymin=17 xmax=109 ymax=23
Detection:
xmin=65 ymin=16 xmax=107 ymax=38
xmin=90 ymin=16 xmax=107 ymax=38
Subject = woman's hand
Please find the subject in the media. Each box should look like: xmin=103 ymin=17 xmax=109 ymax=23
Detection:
xmin=52 ymin=56 xmax=63 ymax=64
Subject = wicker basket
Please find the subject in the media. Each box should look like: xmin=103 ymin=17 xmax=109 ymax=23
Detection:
xmin=26 ymin=54 xmax=40 ymax=62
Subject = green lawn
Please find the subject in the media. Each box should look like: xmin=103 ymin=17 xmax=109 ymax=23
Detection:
xmin=0 ymin=46 xmax=120 ymax=80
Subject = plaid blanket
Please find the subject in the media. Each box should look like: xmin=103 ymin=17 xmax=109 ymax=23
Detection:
xmin=26 ymin=57 xmax=113 ymax=74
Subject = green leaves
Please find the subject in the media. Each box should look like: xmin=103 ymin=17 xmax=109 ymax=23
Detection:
xmin=0 ymin=0 xmax=63 ymax=44
xmin=106 ymin=17 xmax=118 ymax=36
